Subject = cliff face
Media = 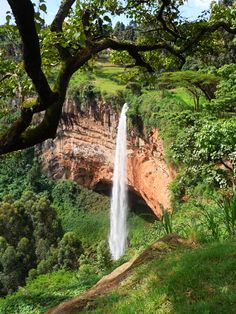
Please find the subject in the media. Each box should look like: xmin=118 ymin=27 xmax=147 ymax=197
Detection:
xmin=39 ymin=100 xmax=175 ymax=218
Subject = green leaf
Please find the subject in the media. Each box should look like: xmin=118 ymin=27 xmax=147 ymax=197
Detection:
xmin=103 ymin=15 xmax=111 ymax=23
xmin=39 ymin=4 xmax=47 ymax=13
xmin=5 ymin=15 xmax=11 ymax=24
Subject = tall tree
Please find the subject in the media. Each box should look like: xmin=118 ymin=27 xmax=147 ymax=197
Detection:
xmin=0 ymin=0 xmax=236 ymax=155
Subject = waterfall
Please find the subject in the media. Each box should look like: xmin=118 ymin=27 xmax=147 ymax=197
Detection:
xmin=109 ymin=103 xmax=128 ymax=260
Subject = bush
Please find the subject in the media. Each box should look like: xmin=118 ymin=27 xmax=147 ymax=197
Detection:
xmin=57 ymin=232 xmax=83 ymax=270
xmin=96 ymin=240 xmax=112 ymax=273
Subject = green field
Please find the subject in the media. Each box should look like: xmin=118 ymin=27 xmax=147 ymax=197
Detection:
xmin=69 ymin=62 xmax=126 ymax=95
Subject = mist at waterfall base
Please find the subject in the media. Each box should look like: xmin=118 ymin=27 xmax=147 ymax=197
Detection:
xmin=109 ymin=103 xmax=128 ymax=261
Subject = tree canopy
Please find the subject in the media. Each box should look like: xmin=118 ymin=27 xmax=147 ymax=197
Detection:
xmin=159 ymin=70 xmax=219 ymax=110
xmin=0 ymin=0 xmax=236 ymax=155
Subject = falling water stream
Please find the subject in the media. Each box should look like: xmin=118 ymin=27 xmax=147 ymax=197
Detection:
xmin=109 ymin=103 xmax=128 ymax=260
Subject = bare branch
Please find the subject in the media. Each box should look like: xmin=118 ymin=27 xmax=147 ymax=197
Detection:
xmin=82 ymin=9 xmax=92 ymax=44
xmin=156 ymin=0 xmax=183 ymax=39
xmin=221 ymin=160 xmax=234 ymax=172
xmin=106 ymin=39 xmax=185 ymax=64
xmin=128 ymin=50 xmax=154 ymax=72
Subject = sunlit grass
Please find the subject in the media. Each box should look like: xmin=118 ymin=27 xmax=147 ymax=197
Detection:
xmin=83 ymin=241 xmax=236 ymax=313
xmin=69 ymin=62 xmax=126 ymax=95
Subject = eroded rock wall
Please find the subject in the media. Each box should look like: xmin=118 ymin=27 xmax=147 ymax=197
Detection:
xmin=39 ymin=100 xmax=175 ymax=218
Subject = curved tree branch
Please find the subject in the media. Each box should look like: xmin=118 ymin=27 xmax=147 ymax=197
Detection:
xmin=156 ymin=0 xmax=183 ymax=39
xmin=82 ymin=9 xmax=92 ymax=44
xmin=180 ymin=21 xmax=236 ymax=54
xmin=0 ymin=73 xmax=13 ymax=83
xmin=128 ymin=50 xmax=154 ymax=72
xmin=0 ymin=0 xmax=60 ymax=154
xmin=106 ymin=39 xmax=186 ymax=65
xmin=50 ymin=0 xmax=75 ymax=60
xmin=221 ymin=160 xmax=234 ymax=172
xmin=51 ymin=0 xmax=76 ymax=33
xmin=7 ymin=0 xmax=54 ymax=105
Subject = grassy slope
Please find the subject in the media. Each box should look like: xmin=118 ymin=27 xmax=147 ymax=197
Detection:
xmin=69 ymin=62 xmax=126 ymax=95
xmin=82 ymin=241 xmax=236 ymax=314
xmin=3 ymin=236 xmax=236 ymax=313
xmin=93 ymin=62 xmax=126 ymax=94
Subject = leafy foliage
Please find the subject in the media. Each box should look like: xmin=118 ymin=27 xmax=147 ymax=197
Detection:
xmin=0 ymin=0 xmax=236 ymax=154
xmin=210 ymin=63 xmax=236 ymax=113
xmin=0 ymin=269 xmax=100 ymax=314
xmin=159 ymin=70 xmax=219 ymax=110
xmin=0 ymin=192 xmax=62 ymax=295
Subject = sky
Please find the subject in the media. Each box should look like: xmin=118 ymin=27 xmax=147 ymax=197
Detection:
xmin=0 ymin=0 xmax=214 ymax=26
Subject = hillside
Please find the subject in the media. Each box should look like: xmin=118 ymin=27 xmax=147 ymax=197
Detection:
xmin=69 ymin=61 xmax=126 ymax=95
xmin=84 ymin=239 xmax=236 ymax=314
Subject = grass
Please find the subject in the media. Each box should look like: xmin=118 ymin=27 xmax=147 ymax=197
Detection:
xmin=93 ymin=62 xmax=126 ymax=94
xmin=81 ymin=241 xmax=236 ymax=314
xmin=140 ymin=87 xmax=203 ymax=111
xmin=171 ymin=87 xmax=194 ymax=107
xmin=171 ymin=87 xmax=207 ymax=109
xmin=63 ymin=209 xmax=110 ymax=248
xmin=69 ymin=61 xmax=126 ymax=95
xmin=0 ymin=270 xmax=100 ymax=314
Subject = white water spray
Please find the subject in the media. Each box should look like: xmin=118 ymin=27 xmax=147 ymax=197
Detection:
xmin=109 ymin=103 xmax=128 ymax=260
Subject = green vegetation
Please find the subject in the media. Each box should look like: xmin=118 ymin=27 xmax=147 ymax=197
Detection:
xmin=0 ymin=150 xmax=106 ymax=298
xmin=93 ymin=63 xmax=126 ymax=94
xmin=1 ymin=1 xmax=236 ymax=312
xmin=69 ymin=62 xmax=125 ymax=96
xmin=0 ymin=59 xmax=236 ymax=312
xmin=84 ymin=241 xmax=236 ymax=314
xmin=1 ymin=60 xmax=236 ymax=312
xmin=0 ymin=148 xmax=160 ymax=312
xmin=1 ymin=0 xmax=236 ymax=153
xmin=127 ymin=64 xmax=236 ymax=202
xmin=0 ymin=270 xmax=100 ymax=314
xmin=158 ymin=70 xmax=219 ymax=111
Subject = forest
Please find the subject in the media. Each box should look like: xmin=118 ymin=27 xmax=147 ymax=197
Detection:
xmin=0 ymin=0 xmax=236 ymax=313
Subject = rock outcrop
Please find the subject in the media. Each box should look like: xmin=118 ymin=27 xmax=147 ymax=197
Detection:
xmin=39 ymin=100 xmax=175 ymax=218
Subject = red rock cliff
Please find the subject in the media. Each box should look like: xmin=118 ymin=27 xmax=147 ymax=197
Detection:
xmin=39 ymin=100 xmax=175 ymax=218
